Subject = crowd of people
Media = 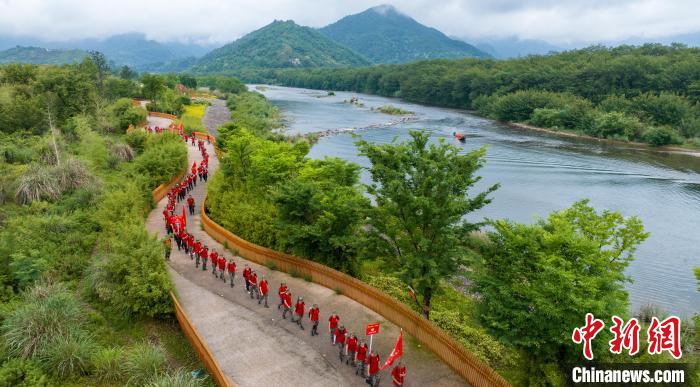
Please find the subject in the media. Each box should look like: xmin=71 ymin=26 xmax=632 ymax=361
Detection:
xmin=160 ymin=129 xmax=407 ymax=387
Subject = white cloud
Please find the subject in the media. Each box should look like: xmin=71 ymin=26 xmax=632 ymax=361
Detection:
xmin=0 ymin=0 xmax=698 ymax=44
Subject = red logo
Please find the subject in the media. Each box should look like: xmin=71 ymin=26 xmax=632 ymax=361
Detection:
xmin=366 ymin=322 xmax=380 ymax=336
xmin=572 ymin=313 xmax=605 ymax=360
xmin=647 ymin=316 xmax=682 ymax=359
xmin=609 ymin=316 xmax=640 ymax=356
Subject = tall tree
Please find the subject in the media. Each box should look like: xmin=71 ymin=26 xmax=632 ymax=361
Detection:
xmin=87 ymin=50 xmax=110 ymax=91
xmin=357 ymin=130 xmax=498 ymax=319
xmin=119 ymin=65 xmax=136 ymax=80
xmin=470 ymin=200 xmax=648 ymax=376
xmin=140 ymin=74 xmax=165 ymax=108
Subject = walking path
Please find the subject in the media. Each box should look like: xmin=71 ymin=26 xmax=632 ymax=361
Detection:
xmin=145 ymin=117 xmax=466 ymax=386
xmin=202 ymin=99 xmax=230 ymax=137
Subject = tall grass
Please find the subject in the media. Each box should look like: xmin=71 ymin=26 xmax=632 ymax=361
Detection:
xmin=38 ymin=332 xmax=97 ymax=377
xmin=14 ymin=164 xmax=60 ymax=204
xmin=124 ymin=342 xmax=167 ymax=385
xmin=146 ymin=368 xmax=207 ymax=387
xmin=92 ymin=347 xmax=128 ymax=382
xmin=2 ymin=283 xmax=84 ymax=359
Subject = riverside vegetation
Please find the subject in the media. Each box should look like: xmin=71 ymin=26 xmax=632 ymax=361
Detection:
xmin=203 ymin=81 xmax=699 ymax=385
xmin=263 ymin=44 xmax=700 ymax=148
xmin=0 ymin=61 xmax=212 ymax=385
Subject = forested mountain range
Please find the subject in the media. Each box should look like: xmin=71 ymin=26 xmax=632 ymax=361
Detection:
xmin=319 ymin=5 xmax=489 ymax=63
xmin=190 ymin=20 xmax=371 ymax=73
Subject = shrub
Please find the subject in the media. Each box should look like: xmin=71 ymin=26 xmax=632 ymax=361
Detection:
xmin=111 ymin=98 xmax=146 ymax=132
xmin=56 ymin=158 xmax=94 ymax=192
xmin=2 ymin=284 xmax=84 ymax=359
xmin=529 ymin=108 xmax=562 ymax=129
xmin=92 ymin=347 xmax=127 ymax=382
xmin=87 ymin=221 xmax=173 ymax=317
xmin=124 ymin=342 xmax=166 ymax=385
xmin=38 ymin=332 xmax=97 ymax=378
xmin=0 ymin=358 xmax=52 ymax=386
xmin=15 ymin=165 xmax=60 ymax=204
xmin=146 ymin=368 xmax=207 ymax=387
xmin=642 ymin=126 xmax=684 ymax=146
xmin=593 ymin=111 xmax=643 ymax=140
xmin=126 ymin=130 xmax=149 ymax=154
xmin=110 ymin=142 xmax=135 ymax=162
xmin=1 ymin=144 xmax=34 ymax=164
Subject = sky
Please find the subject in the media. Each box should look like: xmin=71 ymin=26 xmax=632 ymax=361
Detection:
xmin=0 ymin=0 xmax=699 ymax=45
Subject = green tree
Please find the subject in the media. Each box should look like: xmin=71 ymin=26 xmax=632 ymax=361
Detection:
xmin=140 ymin=74 xmax=165 ymax=107
xmin=471 ymin=200 xmax=648 ymax=375
xmin=119 ymin=65 xmax=136 ymax=80
xmin=357 ymin=130 xmax=498 ymax=319
xmin=178 ymin=74 xmax=197 ymax=89
xmin=88 ymin=51 xmax=110 ymax=91
xmin=274 ymin=158 xmax=370 ymax=274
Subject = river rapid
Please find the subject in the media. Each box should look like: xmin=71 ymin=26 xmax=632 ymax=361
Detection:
xmin=253 ymin=85 xmax=700 ymax=316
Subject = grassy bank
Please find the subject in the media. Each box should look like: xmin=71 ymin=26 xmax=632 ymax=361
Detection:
xmin=0 ymin=62 xmax=209 ymax=386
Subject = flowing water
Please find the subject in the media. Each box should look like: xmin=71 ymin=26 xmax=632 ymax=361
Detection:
xmin=253 ymin=85 xmax=700 ymax=316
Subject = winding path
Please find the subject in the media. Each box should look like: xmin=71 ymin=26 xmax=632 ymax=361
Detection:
xmin=145 ymin=114 xmax=466 ymax=386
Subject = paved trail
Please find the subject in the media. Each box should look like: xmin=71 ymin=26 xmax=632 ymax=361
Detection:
xmin=145 ymin=116 xmax=466 ymax=386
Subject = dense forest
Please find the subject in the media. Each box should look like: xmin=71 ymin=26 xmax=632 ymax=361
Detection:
xmin=205 ymin=88 xmax=698 ymax=385
xmin=262 ymin=44 xmax=700 ymax=147
xmin=0 ymin=60 xmax=210 ymax=385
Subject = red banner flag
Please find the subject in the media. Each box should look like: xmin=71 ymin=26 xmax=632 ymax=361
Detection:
xmin=380 ymin=329 xmax=402 ymax=370
xmin=181 ymin=206 xmax=187 ymax=227
xmin=191 ymin=162 xmax=197 ymax=175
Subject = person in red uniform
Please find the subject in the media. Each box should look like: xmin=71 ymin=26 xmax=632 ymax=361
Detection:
xmin=186 ymin=234 xmax=194 ymax=257
xmin=328 ymin=312 xmax=340 ymax=344
xmin=367 ymin=351 xmax=381 ymax=386
xmin=277 ymin=282 xmax=288 ymax=309
xmin=187 ymin=195 xmax=195 ymax=215
xmin=258 ymin=276 xmax=269 ymax=307
xmin=293 ymin=297 xmax=305 ymax=329
xmin=194 ymin=240 xmax=202 ymax=267
xmin=308 ymin=304 xmax=320 ymax=336
xmin=355 ymin=341 xmax=368 ymax=376
xmin=210 ymin=250 xmax=219 ymax=275
xmin=335 ymin=325 xmax=347 ymax=361
xmin=248 ymin=271 xmax=258 ymax=299
xmin=345 ymin=333 xmax=358 ymax=366
xmin=200 ymin=246 xmax=209 ymax=271
xmin=391 ymin=362 xmax=406 ymax=387
xmin=217 ymin=254 xmax=226 ymax=281
xmin=243 ymin=265 xmax=251 ymax=292
xmin=282 ymin=290 xmax=292 ymax=319
xmin=227 ymin=258 xmax=236 ymax=287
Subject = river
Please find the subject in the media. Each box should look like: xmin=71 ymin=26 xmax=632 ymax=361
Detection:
xmin=253 ymin=85 xmax=700 ymax=316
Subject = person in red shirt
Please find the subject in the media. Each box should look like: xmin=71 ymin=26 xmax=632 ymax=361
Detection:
xmin=210 ymin=250 xmax=218 ymax=276
xmin=328 ymin=313 xmax=340 ymax=344
xmin=194 ymin=240 xmax=202 ymax=267
xmin=248 ymin=271 xmax=258 ymax=299
xmin=367 ymin=351 xmax=381 ymax=386
xmin=186 ymin=234 xmax=194 ymax=258
xmin=293 ymin=297 xmax=305 ymax=330
xmin=258 ymin=277 xmax=269 ymax=307
xmin=187 ymin=195 xmax=195 ymax=215
xmin=217 ymin=254 xmax=226 ymax=281
xmin=243 ymin=265 xmax=251 ymax=292
xmin=200 ymin=246 xmax=209 ymax=271
xmin=308 ymin=304 xmax=320 ymax=336
xmin=282 ymin=290 xmax=292 ymax=319
xmin=335 ymin=325 xmax=347 ymax=361
xmin=345 ymin=333 xmax=358 ymax=366
xmin=226 ymin=259 xmax=236 ymax=288
xmin=355 ymin=341 xmax=368 ymax=376
xmin=391 ymin=362 xmax=406 ymax=387
xmin=277 ymin=283 xmax=288 ymax=310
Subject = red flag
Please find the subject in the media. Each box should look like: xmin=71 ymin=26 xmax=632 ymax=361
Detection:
xmin=179 ymin=122 xmax=184 ymax=131
xmin=380 ymin=329 xmax=402 ymax=370
xmin=191 ymin=162 xmax=197 ymax=174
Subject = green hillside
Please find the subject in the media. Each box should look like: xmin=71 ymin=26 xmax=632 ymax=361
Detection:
xmin=191 ymin=20 xmax=371 ymax=73
xmin=319 ymin=5 xmax=490 ymax=64
xmin=0 ymin=46 xmax=87 ymax=65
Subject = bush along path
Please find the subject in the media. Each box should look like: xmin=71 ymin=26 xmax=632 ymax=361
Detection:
xmin=145 ymin=135 xmax=467 ymax=386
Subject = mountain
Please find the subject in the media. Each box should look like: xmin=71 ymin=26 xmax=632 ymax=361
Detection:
xmin=192 ymin=20 xmax=371 ymax=73
xmin=469 ymin=36 xmax=562 ymax=58
xmin=319 ymin=5 xmax=489 ymax=64
xmin=0 ymin=33 xmax=217 ymax=71
xmin=0 ymin=46 xmax=88 ymax=65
